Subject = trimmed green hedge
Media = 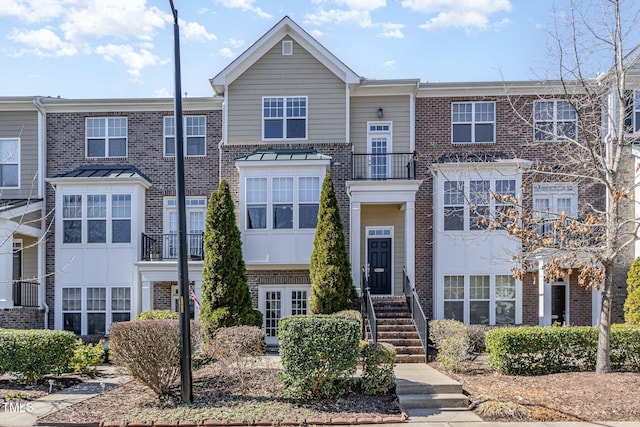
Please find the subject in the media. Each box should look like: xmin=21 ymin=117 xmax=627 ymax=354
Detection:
xmin=0 ymin=329 xmax=77 ymax=382
xmin=133 ymin=309 xmax=178 ymax=320
xmin=278 ymin=315 xmax=360 ymax=398
xmin=486 ymin=325 xmax=640 ymax=375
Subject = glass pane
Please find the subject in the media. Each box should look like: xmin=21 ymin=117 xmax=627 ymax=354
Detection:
xmin=246 ymin=178 xmax=267 ymax=203
xmin=291 ymin=290 xmax=308 ymax=315
xmin=111 ymin=287 xmax=131 ymax=310
xmin=534 ymin=101 xmax=554 ymax=121
xmin=186 ymin=137 xmax=205 ymax=155
xmin=475 ymin=102 xmax=495 ymax=121
xmin=444 ymin=181 xmax=464 ymax=205
xmin=444 ymin=207 xmax=464 ymax=230
xmin=63 ymin=220 xmax=82 ymax=243
xmin=470 ymin=205 xmax=489 ymax=230
xmin=272 ymin=177 xmax=293 ymax=203
xmin=0 ymin=138 xmax=19 ymax=162
xmin=264 ymin=119 xmax=283 ymax=138
xmin=87 ymin=313 xmax=106 ymax=335
xmin=86 ymin=118 xmax=105 ymax=137
xmin=247 ymin=206 xmax=266 ymax=229
xmin=452 ymin=123 xmax=471 ymax=143
xmin=87 ymin=195 xmax=106 ymax=218
xmin=470 ymin=180 xmax=490 ymax=204
xmin=444 ymin=301 xmax=464 ymax=322
xmin=299 ymin=177 xmax=320 ymax=203
xmin=470 ymin=275 xmax=490 ymax=299
xmin=299 ymin=204 xmax=319 ymax=229
xmin=87 ymin=288 xmax=106 ymax=311
xmin=108 ymin=117 xmax=127 ymax=137
xmin=88 ymin=220 xmax=106 ymax=243
xmin=535 ymin=122 xmax=554 ymax=141
xmin=273 ymin=204 xmax=293 ymax=229
xmin=1 ymin=164 xmax=19 ymax=187
xmin=265 ymin=291 xmax=281 ymax=337
xmin=495 ymin=275 xmax=516 ymax=299
xmin=63 ymin=313 xmax=81 ymax=335
xmin=62 ymin=288 xmax=82 ymax=310
xmin=444 ymin=276 xmax=464 ymax=299
xmin=470 ymin=301 xmax=490 ymax=324
xmin=112 ymin=219 xmax=131 ymax=243
xmin=112 ymin=313 xmax=130 ymax=323
xmin=452 ymin=103 xmax=472 ymax=122
xmin=112 ymin=194 xmax=131 ymax=218
xmin=495 ymin=301 xmax=516 ymax=325
xmin=165 ymin=136 xmax=176 ymax=156
xmin=87 ymin=139 xmax=105 ymax=157
xmin=108 ymin=138 xmax=126 ymax=157
xmin=287 ymin=119 xmax=306 ymax=138
xmin=475 ymin=123 xmax=494 ymax=142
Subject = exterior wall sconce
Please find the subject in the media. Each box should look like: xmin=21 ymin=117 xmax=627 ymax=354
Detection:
xmin=377 ymin=107 xmax=384 ymax=118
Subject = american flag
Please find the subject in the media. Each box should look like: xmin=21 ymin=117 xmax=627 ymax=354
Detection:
xmin=190 ymin=289 xmax=201 ymax=310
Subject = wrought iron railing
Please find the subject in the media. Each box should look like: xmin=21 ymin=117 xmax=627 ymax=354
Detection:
xmin=141 ymin=233 xmax=204 ymax=261
xmin=361 ymin=267 xmax=377 ymax=343
xmin=403 ymin=268 xmax=428 ymax=362
xmin=352 ymin=153 xmax=416 ymax=180
xmin=13 ymin=281 xmax=39 ymax=307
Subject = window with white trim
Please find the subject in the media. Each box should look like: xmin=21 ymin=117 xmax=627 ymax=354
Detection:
xmin=62 ymin=195 xmax=82 ymax=244
xmin=0 ymin=137 xmax=19 ymax=187
xmin=245 ymin=176 xmax=320 ymax=231
xmin=532 ymin=183 xmax=578 ymax=237
xmin=443 ymin=274 xmax=518 ymax=325
xmin=443 ymin=181 xmax=464 ymax=231
xmin=62 ymin=287 xmax=82 ymax=335
xmin=263 ymin=96 xmax=307 ymax=139
xmin=61 ymin=193 xmax=132 ymax=244
xmin=111 ymin=287 xmax=131 ymax=323
xmin=260 ymin=287 xmax=310 ymax=344
xmin=452 ymin=102 xmax=495 ymax=144
xmin=87 ymin=287 xmax=106 ymax=335
xmin=534 ymin=100 xmax=577 ymax=141
xmin=87 ymin=195 xmax=107 ymax=243
xmin=164 ymin=197 xmax=206 ymax=259
xmin=469 ymin=180 xmax=490 ymax=230
xmin=164 ymin=116 xmax=206 ymax=156
xmin=86 ymin=117 xmax=127 ymax=158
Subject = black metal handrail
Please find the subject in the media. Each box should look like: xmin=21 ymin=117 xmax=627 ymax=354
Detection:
xmin=403 ymin=268 xmax=428 ymax=361
xmin=141 ymin=233 xmax=204 ymax=261
xmin=352 ymin=153 xmax=416 ymax=180
xmin=13 ymin=281 xmax=39 ymax=307
xmin=362 ymin=267 xmax=377 ymax=343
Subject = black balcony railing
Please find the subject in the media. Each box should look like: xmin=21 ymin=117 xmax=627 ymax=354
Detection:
xmin=352 ymin=153 xmax=416 ymax=180
xmin=141 ymin=233 xmax=204 ymax=261
xmin=13 ymin=281 xmax=39 ymax=307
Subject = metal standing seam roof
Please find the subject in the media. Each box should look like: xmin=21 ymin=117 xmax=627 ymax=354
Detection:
xmin=235 ymin=148 xmax=331 ymax=162
xmin=52 ymin=164 xmax=152 ymax=182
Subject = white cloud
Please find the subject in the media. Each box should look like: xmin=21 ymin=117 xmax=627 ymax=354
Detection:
xmin=95 ymin=44 xmax=167 ymax=76
xmin=383 ymin=60 xmax=396 ymax=69
xmin=304 ymin=9 xmax=374 ymax=28
xmin=379 ymin=23 xmax=405 ymax=39
xmin=153 ymin=87 xmax=172 ymax=98
xmin=402 ymin=0 xmax=511 ymax=31
xmin=7 ymin=28 xmax=78 ymax=57
xmin=0 ymin=0 xmax=76 ymax=24
xmin=216 ymin=0 xmax=272 ymax=19
xmin=309 ymin=28 xmax=324 ymax=38
xmin=218 ymin=47 xmax=237 ymax=59
xmin=225 ymin=38 xmax=245 ymax=49
xmin=182 ymin=22 xmax=217 ymax=42
xmin=61 ymin=0 xmax=171 ymax=43
xmin=335 ymin=0 xmax=385 ymax=11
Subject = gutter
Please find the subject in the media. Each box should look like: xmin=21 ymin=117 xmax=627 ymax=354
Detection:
xmin=33 ymin=97 xmax=49 ymax=329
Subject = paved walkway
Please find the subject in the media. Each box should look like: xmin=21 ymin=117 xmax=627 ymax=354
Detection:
xmin=0 ymin=361 xmax=637 ymax=427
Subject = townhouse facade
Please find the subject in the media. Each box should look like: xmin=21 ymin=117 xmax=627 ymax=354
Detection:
xmin=1 ymin=17 xmax=636 ymax=341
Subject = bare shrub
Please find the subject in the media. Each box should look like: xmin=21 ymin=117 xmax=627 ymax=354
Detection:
xmin=109 ymin=320 xmax=200 ymax=396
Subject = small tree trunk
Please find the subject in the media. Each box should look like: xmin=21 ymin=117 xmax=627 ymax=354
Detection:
xmin=596 ymin=272 xmax=613 ymax=373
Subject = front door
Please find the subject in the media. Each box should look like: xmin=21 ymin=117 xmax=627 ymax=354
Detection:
xmin=367 ymin=238 xmax=392 ymax=294
xmin=551 ymin=284 xmax=566 ymax=325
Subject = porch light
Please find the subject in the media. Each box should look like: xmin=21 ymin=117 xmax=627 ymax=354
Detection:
xmin=377 ymin=107 xmax=384 ymax=118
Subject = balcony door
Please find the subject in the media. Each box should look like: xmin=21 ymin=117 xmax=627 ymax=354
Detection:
xmin=164 ymin=198 xmax=206 ymax=259
xmin=367 ymin=122 xmax=392 ymax=179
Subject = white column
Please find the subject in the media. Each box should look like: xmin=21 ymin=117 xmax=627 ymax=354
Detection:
xmin=538 ymin=260 xmax=550 ymax=325
xmin=351 ymin=201 xmax=361 ymax=295
xmin=0 ymin=221 xmax=14 ymax=309
xmin=141 ymin=280 xmax=152 ymax=313
xmin=592 ymin=285 xmax=602 ymax=326
xmin=404 ymin=200 xmax=416 ymax=285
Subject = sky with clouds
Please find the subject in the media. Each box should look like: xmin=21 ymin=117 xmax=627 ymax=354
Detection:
xmin=0 ymin=0 xmax=638 ymax=99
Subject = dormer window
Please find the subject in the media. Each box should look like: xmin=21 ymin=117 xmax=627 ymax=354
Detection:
xmin=282 ymin=40 xmax=293 ymax=56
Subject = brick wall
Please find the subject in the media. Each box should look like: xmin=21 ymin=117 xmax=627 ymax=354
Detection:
xmin=153 ymin=282 xmax=173 ymax=310
xmin=0 ymin=308 xmax=45 ymax=329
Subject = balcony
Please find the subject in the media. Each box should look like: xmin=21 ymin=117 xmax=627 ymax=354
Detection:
xmin=13 ymin=281 xmax=39 ymax=307
xmin=141 ymin=233 xmax=204 ymax=261
xmin=352 ymin=153 xmax=416 ymax=180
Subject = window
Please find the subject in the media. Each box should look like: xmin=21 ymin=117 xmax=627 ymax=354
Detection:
xmin=112 ymin=194 xmax=131 ymax=243
xmin=245 ymin=176 xmax=322 ymax=231
xmin=87 ymin=195 xmax=107 ymax=243
xmin=260 ymin=287 xmax=310 ymax=344
xmin=62 ymin=288 xmax=82 ymax=335
xmin=495 ymin=275 xmax=516 ymax=324
xmin=444 ymin=181 xmax=464 ymax=230
xmin=298 ymin=177 xmax=320 ymax=229
xmin=264 ymin=290 xmax=281 ymax=338
xmin=0 ymin=138 xmax=19 ymax=187
xmin=111 ymin=287 xmax=131 ymax=323
xmin=452 ymin=102 xmax=495 ymax=144
xmin=164 ymin=116 xmax=206 ymax=156
xmin=63 ymin=195 xmax=82 ymax=243
xmin=634 ymin=90 xmax=640 ymax=133
xmin=87 ymin=287 xmax=106 ymax=335
xmin=164 ymin=198 xmax=206 ymax=258
xmin=534 ymin=100 xmax=577 ymax=141
xmin=263 ymin=96 xmax=307 ymax=139
xmin=86 ymin=117 xmax=127 ymax=158
xmin=368 ymin=123 xmax=392 ymax=179
xmin=246 ymin=177 xmax=267 ymax=229
xmin=273 ymin=177 xmax=293 ymax=229
xmin=495 ymin=179 xmax=517 ymax=226
xmin=469 ymin=180 xmax=490 ymax=230
xmin=532 ymin=183 xmax=577 ymax=237
xmin=443 ymin=275 xmax=464 ymax=321
xmin=442 ymin=275 xmax=518 ymax=325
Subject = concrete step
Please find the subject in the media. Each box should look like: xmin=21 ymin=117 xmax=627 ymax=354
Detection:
xmin=397 ymin=393 xmax=469 ymax=409
xmin=377 ymin=324 xmax=416 ymax=332
xmin=377 ymin=338 xmax=422 ymax=347
xmin=395 ymin=379 xmax=463 ymax=395
xmin=377 ymin=318 xmax=413 ymax=325
xmin=394 ymin=353 xmax=426 ymax=363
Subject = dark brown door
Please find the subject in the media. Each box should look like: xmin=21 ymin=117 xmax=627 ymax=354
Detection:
xmin=367 ymin=238 xmax=392 ymax=294
xmin=552 ymin=285 xmax=566 ymax=325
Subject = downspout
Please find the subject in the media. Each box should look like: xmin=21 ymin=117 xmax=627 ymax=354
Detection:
xmin=33 ymin=97 xmax=49 ymax=329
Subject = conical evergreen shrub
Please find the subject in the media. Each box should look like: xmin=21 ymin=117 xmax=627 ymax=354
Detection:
xmin=624 ymin=257 xmax=640 ymax=324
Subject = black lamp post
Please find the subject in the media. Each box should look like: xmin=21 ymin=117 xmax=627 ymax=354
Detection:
xmin=169 ymin=0 xmax=192 ymax=404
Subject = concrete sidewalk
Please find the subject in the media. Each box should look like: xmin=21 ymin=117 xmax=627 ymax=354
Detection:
xmin=0 ymin=365 xmax=130 ymax=427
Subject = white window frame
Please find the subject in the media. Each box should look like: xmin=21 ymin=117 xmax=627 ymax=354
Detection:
xmin=163 ymin=197 xmax=207 ymax=259
xmin=365 ymin=226 xmax=394 ymax=295
xmin=533 ymin=100 xmax=578 ymax=142
xmin=367 ymin=122 xmax=393 ymax=179
xmin=282 ymin=40 xmax=293 ymax=56
xmin=451 ymin=102 xmax=496 ymax=144
xmin=262 ymin=96 xmax=308 ymax=140
xmin=163 ymin=116 xmax=207 ymax=157
xmin=85 ymin=117 xmax=128 ymax=158
xmin=532 ymin=182 xmax=578 ymax=237
xmin=0 ymin=137 xmax=20 ymax=188
xmin=259 ymin=285 xmax=311 ymax=345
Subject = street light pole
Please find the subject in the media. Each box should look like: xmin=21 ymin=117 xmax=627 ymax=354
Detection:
xmin=169 ymin=0 xmax=192 ymax=404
